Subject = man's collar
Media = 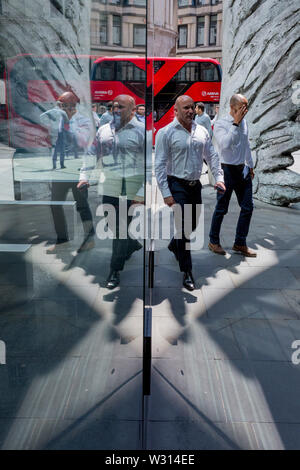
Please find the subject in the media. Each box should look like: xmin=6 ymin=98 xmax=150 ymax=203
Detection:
xmin=111 ymin=115 xmax=138 ymax=131
xmin=173 ymin=117 xmax=196 ymax=131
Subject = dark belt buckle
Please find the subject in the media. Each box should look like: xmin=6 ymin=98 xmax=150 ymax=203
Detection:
xmin=188 ymin=180 xmax=197 ymax=187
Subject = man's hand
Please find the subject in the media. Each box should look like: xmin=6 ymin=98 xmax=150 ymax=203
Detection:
xmin=77 ymin=180 xmax=90 ymax=190
xmin=233 ymin=104 xmax=248 ymax=126
xmin=214 ymin=182 xmax=226 ymax=193
xmin=164 ymin=196 xmax=176 ymax=207
xmin=249 ymin=168 xmax=255 ymax=179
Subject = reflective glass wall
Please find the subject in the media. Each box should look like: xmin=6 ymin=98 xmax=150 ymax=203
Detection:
xmin=0 ymin=0 xmax=146 ymax=450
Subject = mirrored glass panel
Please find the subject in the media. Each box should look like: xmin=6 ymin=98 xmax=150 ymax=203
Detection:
xmin=0 ymin=0 xmax=146 ymax=450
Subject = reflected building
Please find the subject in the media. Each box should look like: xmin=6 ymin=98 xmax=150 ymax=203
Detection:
xmin=91 ymin=0 xmax=147 ymax=56
xmin=90 ymin=1 xmax=223 ymax=61
xmin=177 ymin=0 xmax=223 ymax=63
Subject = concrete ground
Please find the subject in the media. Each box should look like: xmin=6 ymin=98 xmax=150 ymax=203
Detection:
xmin=0 ymin=152 xmax=299 ymax=450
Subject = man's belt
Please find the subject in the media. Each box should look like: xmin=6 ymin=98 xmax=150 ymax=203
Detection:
xmin=221 ymin=163 xmax=244 ymax=169
xmin=167 ymin=175 xmax=199 ymax=187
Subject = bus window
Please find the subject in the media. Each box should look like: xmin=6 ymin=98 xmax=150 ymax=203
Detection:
xmin=153 ymin=60 xmax=165 ymax=74
xmin=175 ymin=62 xmax=220 ymax=83
xmin=116 ymin=61 xmax=145 ymax=82
xmin=201 ymin=62 xmax=219 ymax=82
xmin=93 ymin=61 xmax=115 ymax=81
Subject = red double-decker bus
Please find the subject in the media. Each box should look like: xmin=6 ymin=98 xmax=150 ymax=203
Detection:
xmin=91 ymin=56 xmax=222 ymax=136
xmin=3 ymin=54 xmax=221 ymax=151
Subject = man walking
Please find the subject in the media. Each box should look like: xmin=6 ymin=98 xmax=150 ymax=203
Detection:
xmin=80 ymin=94 xmax=144 ymax=289
xmin=208 ymin=94 xmax=257 ymax=257
xmin=155 ymin=95 xmax=225 ymax=291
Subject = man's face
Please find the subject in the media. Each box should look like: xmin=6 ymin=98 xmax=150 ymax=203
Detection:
xmin=61 ymin=102 xmax=77 ymax=119
xmin=113 ymin=96 xmax=135 ymax=127
xmin=230 ymin=98 xmax=248 ymax=116
xmin=137 ymin=106 xmax=145 ymax=116
xmin=175 ymin=97 xmax=195 ymax=126
xmin=196 ymin=104 xmax=203 ymax=115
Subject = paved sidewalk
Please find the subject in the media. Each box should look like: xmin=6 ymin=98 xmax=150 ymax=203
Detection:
xmin=0 ymin=156 xmax=299 ymax=449
xmin=147 ymin=177 xmax=300 ymax=450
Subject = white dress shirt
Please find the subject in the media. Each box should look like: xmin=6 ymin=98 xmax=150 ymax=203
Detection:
xmin=80 ymin=116 xmax=145 ymax=199
xmin=194 ymin=112 xmax=213 ymax=138
xmin=155 ymin=118 xmax=224 ymax=198
xmin=213 ymin=114 xmax=254 ymax=168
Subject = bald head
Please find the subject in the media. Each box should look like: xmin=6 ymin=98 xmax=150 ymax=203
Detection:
xmin=175 ymin=95 xmax=194 ymax=109
xmin=230 ymin=94 xmax=248 ymax=108
xmin=114 ymin=94 xmax=135 ymax=110
xmin=174 ymin=95 xmax=195 ymax=130
xmin=113 ymin=94 xmax=136 ymax=127
xmin=230 ymin=94 xmax=249 ymax=124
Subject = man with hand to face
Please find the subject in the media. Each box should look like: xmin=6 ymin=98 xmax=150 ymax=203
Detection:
xmin=155 ymin=95 xmax=225 ymax=291
xmin=208 ymin=93 xmax=256 ymax=257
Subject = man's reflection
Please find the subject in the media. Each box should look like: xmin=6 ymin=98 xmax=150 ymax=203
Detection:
xmin=80 ymin=94 xmax=145 ymax=288
xmin=44 ymin=91 xmax=95 ymax=253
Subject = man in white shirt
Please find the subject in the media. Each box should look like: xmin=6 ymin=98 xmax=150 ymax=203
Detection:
xmin=47 ymin=91 xmax=95 ymax=253
xmin=80 ymin=94 xmax=145 ymax=289
xmin=208 ymin=94 xmax=257 ymax=257
xmin=155 ymin=95 xmax=225 ymax=291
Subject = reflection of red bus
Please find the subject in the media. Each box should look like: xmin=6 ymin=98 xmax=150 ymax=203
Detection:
xmin=5 ymin=54 xmax=95 ymax=151
xmin=91 ymin=56 xmax=222 ymax=136
xmin=4 ymin=54 xmax=221 ymax=151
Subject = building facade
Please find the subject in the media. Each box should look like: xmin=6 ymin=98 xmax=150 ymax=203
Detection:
xmin=90 ymin=0 xmax=223 ymax=62
xmin=90 ymin=0 xmax=147 ymax=56
xmin=177 ymin=0 xmax=223 ymax=63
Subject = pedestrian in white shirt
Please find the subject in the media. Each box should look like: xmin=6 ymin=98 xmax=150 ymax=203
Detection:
xmin=155 ymin=95 xmax=225 ymax=291
xmin=208 ymin=94 xmax=257 ymax=257
xmin=80 ymin=94 xmax=145 ymax=289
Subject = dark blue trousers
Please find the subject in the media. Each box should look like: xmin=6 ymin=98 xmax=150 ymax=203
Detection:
xmin=209 ymin=164 xmax=253 ymax=246
xmin=168 ymin=176 xmax=202 ymax=272
xmin=52 ymin=131 xmax=65 ymax=168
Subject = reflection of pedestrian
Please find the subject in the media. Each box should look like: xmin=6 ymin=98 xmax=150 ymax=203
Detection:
xmin=47 ymin=91 xmax=95 ymax=253
xmin=80 ymin=94 xmax=145 ymax=289
xmin=136 ymin=104 xmax=145 ymax=123
xmin=92 ymin=103 xmax=101 ymax=129
xmin=208 ymin=94 xmax=256 ymax=257
xmin=155 ymin=95 xmax=225 ymax=291
xmin=99 ymin=101 xmax=113 ymax=126
xmin=40 ymin=101 xmax=68 ymax=169
xmin=211 ymin=104 xmax=220 ymax=127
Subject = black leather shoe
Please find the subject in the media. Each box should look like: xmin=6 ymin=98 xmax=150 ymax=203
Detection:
xmin=183 ymin=271 xmax=195 ymax=291
xmin=168 ymin=242 xmax=179 ymax=261
xmin=106 ymin=271 xmax=120 ymax=289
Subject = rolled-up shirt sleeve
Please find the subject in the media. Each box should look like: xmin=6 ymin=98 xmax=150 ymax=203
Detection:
xmin=155 ymin=129 xmax=172 ymax=198
xmin=214 ymin=120 xmax=240 ymax=150
xmin=245 ymin=138 xmax=254 ymax=168
xmin=203 ymin=135 xmax=224 ymax=183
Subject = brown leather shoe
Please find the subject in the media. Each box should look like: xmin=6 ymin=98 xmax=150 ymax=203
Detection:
xmin=208 ymin=242 xmax=226 ymax=255
xmin=232 ymin=244 xmax=257 ymax=257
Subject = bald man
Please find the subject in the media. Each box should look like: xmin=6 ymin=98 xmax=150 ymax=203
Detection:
xmin=155 ymin=95 xmax=225 ymax=291
xmin=80 ymin=94 xmax=145 ymax=289
xmin=208 ymin=94 xmax=256 ymax=257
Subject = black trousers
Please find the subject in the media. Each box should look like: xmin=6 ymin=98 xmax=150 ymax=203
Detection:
xmin=102 ymin=195 xmax=142 ymax=272
xmin=167 ymin=176 xmax=202 ymax=272
xmin=51 ymin=182 xmax=95 ymax=242
xmin=209 ymin=164 xmax=253 ymax=246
